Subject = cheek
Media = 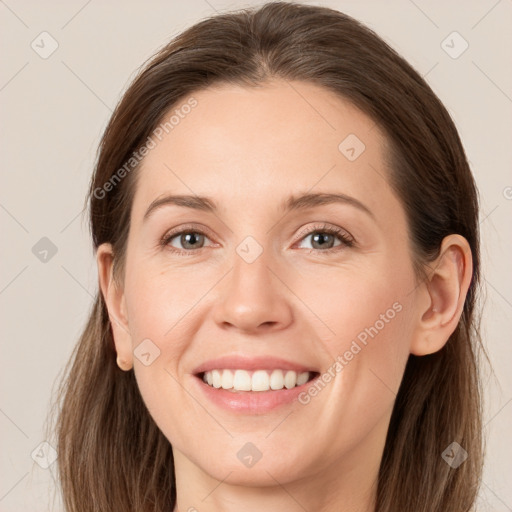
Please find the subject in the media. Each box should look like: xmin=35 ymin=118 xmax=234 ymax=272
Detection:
xmin=294 ymin=256 xmax=415 ymax=356
xmin=298 ymin=259 xmax=416 ymax=413
xmin=121 ymin=262 xmax=196 ymax=412
xmin=336 ymin=282 xmax=411 ymax=357
xmin=123 ymin=257 xmax=208 ymax=344
xmin=295 ymin=274 xmax=415 ymax=459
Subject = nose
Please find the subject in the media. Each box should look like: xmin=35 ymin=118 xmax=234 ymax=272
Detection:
xmin=212 ymin=249 xmax=293 ymax=334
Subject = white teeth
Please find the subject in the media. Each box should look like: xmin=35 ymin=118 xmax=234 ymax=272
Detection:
xmin=252 ymin=370 xmax=270 ymax=391
xmin=233 ymin=369 xmax=252 ymax=391
xmin=201 ymin=369 xmax=311 ymax=391
xmin=270 ymin=369 xmax=284 ymax=390
xmin=296 ymin=371 xmax=309 ymax=386
xmin=212 ymin=369 xmax=222 ymax=388
xmin=284 ymin=370 xmax=297 ymax=389
xmin=221 ymin=369 xmax=234 ymax=390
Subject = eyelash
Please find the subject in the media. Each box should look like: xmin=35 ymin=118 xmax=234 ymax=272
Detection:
xmin=159 ymin=223 xmax=355 ymax=256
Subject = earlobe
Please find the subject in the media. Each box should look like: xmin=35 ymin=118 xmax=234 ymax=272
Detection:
xmin=97 ymin=243 xmax=133 ymax=370
xmin=410 ymin=234 xmax=473 ymax=356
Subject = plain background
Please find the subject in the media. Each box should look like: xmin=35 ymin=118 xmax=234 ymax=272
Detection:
xmin=1 ymin=1 xmax=511 ymax=510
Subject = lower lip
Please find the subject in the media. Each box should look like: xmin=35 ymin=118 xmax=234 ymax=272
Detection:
xmin=194 ymin=374 xmax=319 ymax=414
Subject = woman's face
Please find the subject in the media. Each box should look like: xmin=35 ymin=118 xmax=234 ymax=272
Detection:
xmin=111 ymin=80 xmax=423 ymax=488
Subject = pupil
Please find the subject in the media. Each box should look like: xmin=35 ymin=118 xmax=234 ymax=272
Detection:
xmin=183 ymin=233 xmax=202 ymax=249
xmin=313 ymin=233 xmax=332 ymax=248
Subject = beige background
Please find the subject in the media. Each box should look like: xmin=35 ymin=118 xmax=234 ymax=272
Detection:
xmin=1 ymin=1 xmax=511 ymax=510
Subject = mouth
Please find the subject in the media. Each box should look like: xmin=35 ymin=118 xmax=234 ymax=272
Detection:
xmin=196 ymin=369 xmax=319 ymax=392
xmin=191 ymin=355 xmax=320 ymax=413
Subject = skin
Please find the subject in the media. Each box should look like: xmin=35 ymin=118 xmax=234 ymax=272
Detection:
xmin=97 ymin=80 xmax=473 ymax=512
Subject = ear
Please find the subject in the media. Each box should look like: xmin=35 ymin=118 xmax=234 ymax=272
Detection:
xmin=97 ymin=243 xmax=133 ymax=371
xmin=410 ymin=234 xmax=473 ymax=356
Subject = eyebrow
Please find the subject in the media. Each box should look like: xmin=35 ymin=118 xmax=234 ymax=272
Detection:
xmin=143 ymin=192 xmax=375 ymax=222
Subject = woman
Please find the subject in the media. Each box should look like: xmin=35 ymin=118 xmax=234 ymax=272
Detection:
xmin=51 ymin=2 xmax=485 ymax=510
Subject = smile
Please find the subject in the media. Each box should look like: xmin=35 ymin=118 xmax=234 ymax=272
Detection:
xmin=201 ymin=369 xmax=314 ymax=392
xmin=192 ymin=355 xmax=320 ymax=413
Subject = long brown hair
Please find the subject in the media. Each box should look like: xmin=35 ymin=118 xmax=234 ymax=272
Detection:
xmin=48 ymin=2 xmax=486 ymax=510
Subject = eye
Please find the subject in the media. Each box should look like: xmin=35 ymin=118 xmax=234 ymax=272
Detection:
xmin=294 ymin=223 xmax=355 ymax=253
xmin=160 ymin=225 xmax=215 ymax=255
xmin=160 ymin=222 xmax=355 ymax=255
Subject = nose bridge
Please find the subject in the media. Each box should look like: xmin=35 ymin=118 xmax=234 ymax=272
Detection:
xmin=212 ymin=238 xmax=292 ymax=332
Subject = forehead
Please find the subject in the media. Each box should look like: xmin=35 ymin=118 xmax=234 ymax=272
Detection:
xmin=132 ymin=79 xmax=398 ymax=222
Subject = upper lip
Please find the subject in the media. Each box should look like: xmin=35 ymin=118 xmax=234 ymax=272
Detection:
xmin=192 ymin=355 xmax=318 ymax=375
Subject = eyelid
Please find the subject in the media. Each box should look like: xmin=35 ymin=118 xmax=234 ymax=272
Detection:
xmin=159 ymin=223 xmax=218 ymax=251
xmin=161 ymin=223 xmax=215 ymax=241
xmin=292 ymin=222 xmax=354 ymax=246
